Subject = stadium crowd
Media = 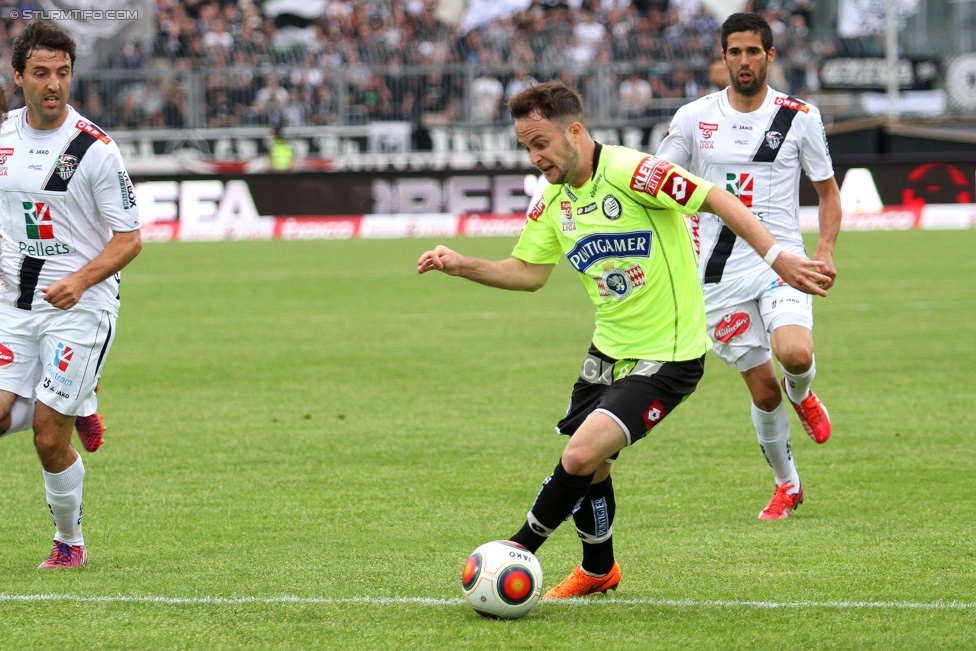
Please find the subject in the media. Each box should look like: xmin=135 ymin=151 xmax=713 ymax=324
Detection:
xmin=0 ymin=0 xmax=847 ymax=130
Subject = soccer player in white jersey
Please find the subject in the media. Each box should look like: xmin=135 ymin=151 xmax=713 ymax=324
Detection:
xmin=0 ymin=22 xmax=142 ymax=568
xmin=657 ymin=13 xmax=841 ymax=520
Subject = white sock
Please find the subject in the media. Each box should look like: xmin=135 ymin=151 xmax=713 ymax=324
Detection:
xmin=752 ymin=403 xmax=800 ymax=492
xmin=2 ymin=396 xmax=36 ymax=435
xmin=782 ymin=355 xmax=817 ymax=404
xmin=43 ymin=455 xmax=85 ymax=547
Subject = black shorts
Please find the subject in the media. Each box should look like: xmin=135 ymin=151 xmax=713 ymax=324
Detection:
xmin=557 ymin=344 xmax=705 ymax=447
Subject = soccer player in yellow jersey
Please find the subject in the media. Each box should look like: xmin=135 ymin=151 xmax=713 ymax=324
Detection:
xmin=418 ymin=81 xmax=829 ymax=598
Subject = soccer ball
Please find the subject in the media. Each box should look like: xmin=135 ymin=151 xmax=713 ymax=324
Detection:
xmin=461 ymin=540 xmax=543 ymax=619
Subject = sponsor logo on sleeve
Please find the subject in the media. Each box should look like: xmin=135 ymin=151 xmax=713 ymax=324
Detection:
xmin=119 ymin=171 xmax=137 ymax=209
xmin=713 ymin=312 xmax=751 ymax=343
xmin=774 ymin=96 xmax=810 ymax=113
xmin=0 ymin=148 xmax=14 ymax=164
xmin=661 ymin=171 xmax=698 ymax=206
xmin=75 ymin=119 xmax=112 ymax=144
xmin=527 ymin=198 xmax=545 ymax=221
xmin=630 ymin=156 xmax=673 ymax=196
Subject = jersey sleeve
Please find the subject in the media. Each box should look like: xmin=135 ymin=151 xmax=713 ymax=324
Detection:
xmin=511 ymin=192 xmax=562 ymax=265
xmin=614 ymin=150 xmax=715 ymax=217
xmin=655 ymin=109 xmax=694 ymax=169
xmin=86 ymin=143 xmax=141 ymax=233
xmin=798 ymin=107 xmax=835 ymax=183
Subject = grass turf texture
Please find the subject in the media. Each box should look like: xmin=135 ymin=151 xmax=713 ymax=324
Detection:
xmin=0 ymin=230 xmax=974 ymax=650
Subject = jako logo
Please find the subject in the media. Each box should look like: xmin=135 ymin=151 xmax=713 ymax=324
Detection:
xmin=54 ymin=343 xmax=73 ymax=372
xmin=725 ymin=173 xmax=754 ymax=207
xmin=24 ymin=202 xmax=55 ymax=239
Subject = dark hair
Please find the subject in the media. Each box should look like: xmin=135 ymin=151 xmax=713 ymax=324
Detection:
xmin=721 ymin=13 xmax=773 ymax=53
xmin=12 ymin=22 xmax=77 ymax=74
xmin=508 ymin=80 xmax=584 ymax=125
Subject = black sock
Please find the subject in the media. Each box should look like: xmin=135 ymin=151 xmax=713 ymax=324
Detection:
xmin=573 ymin=474 xmax=616 ymax=575
xmin=510 ymin=460 xmax=594 ymax=553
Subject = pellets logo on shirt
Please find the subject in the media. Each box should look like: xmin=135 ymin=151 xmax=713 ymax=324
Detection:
xmin=53 ymin=343 xmax=73 ymax=372
xmin=24 ymin=202 xmax=55 ymax=240
xmin=527 ymin=198 xmax=545 ymax=221
xmin=725 ymin=173 xmax=754 ymax=207
xmin=55 ymin=154 xmax=78 ymax=181
xmin=629 ymin=156 xmax=673 ymax=196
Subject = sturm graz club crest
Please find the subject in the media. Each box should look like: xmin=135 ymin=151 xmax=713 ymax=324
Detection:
xmin=55 ymin=154 xmax=78 ymax=181
xmin=764 ymin=131 xmax=783 ymax=150
xmin=602 ymin=194 xmax=622 ymax=220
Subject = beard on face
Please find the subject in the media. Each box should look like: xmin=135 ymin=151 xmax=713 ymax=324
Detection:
xmin=730 ymin=65 xmax=767 ymax=97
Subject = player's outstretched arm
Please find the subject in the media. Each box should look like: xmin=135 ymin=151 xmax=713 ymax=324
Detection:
xmin=700 ymin=186 xmax=830 ymax=297
xmin=418 ymin=245 xmax=554 ymax=291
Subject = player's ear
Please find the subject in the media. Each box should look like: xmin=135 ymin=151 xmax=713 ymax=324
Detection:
xmin=767 ymin=47 xmax=776 ymax=64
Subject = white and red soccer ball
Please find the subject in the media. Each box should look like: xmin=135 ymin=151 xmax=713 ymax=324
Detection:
xmin=461 ymin=540 xmax=543 ymax=619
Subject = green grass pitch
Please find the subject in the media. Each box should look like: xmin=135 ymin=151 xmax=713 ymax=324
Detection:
xmin=1 ymin=229 xmax=974 ymax=649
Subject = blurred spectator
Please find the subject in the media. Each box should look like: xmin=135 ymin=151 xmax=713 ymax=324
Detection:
xmin=253 ymin=74 xmax=288 ymax=126
xmin=57 ymin=0 xmax=846 ymax=130
xmin=705 ymin=56 xmax=730 ymax=94
xmin=470 ymin=70 xmax=504 ymax=122
xmin=619 ymin=70 xmax=652 ymax=118
xmin=505 ymin=68 xmax=539 ymax=104
xmin=159 ymin=81 xmax=187 ymax=129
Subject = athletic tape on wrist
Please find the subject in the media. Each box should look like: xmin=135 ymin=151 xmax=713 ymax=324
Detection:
xmin=763 ymin=244 xmax=783 ymax=267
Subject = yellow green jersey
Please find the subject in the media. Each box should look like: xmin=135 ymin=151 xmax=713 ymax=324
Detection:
xmin=513 ymin=144 xmax=714 ymax=361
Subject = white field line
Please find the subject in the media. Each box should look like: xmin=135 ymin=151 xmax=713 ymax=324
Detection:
xmin=1 ymin=593 xmax=974 ymax=610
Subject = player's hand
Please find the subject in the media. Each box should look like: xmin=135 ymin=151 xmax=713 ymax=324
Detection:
xmin=771 ymin=252 xmax=831 ymax=297
xmin=418 ymin=245 xmax=464 ymax=276
xmin=41 ymin=276 xmax=86 ymax=310
xmin=811 ymin=249 xmax=837 ymax=291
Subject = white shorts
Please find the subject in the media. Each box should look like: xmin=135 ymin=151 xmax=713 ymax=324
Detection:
xmin=0 ymin=302 xmax=116 ymax=416
xmin=704 ymin=267 xmax=813 ymax=372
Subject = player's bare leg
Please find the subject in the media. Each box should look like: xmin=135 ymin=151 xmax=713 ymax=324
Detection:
xmin=772 ymin=325 xmax=830 ymax=444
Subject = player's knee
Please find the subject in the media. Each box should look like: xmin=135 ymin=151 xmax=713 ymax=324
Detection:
xmin=32 ymin=428 xmax=68 ymax=462
xmin=776 ymin=346 xmax=813 ymax=374
xmin=560 ymin=447 xmax=600 ymax=477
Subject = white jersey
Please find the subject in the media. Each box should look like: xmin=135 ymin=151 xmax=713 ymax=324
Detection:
xmin=0 ymin=107 xmax=139 ymax=315
xmin=657 ymin=87 xmax=834 ymax=284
